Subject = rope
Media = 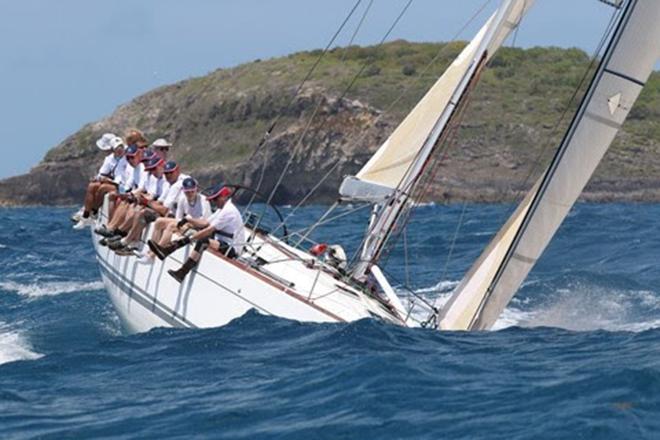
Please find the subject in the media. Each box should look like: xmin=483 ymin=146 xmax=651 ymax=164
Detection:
xmin=341 ymin=0 xmax=375 ymax=62
xmin=263 ymin=0 xmax=415 ymax=208
xmin=243 ymin=0 xmax=364 ymax=212
xmin=265 ymin=0 xmax=493 ymax=240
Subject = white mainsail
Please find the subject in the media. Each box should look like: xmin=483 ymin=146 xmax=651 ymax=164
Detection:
xmin=439 ymin=0 xmax=660 ymax=331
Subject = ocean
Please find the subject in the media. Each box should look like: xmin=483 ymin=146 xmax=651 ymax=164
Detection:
xmin=0 ymin=204 xmax=659 ymax=439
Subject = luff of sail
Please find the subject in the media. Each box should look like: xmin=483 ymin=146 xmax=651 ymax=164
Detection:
xmin=348 ymin=0 xmax=535 ymax=279
xmin=339 ymin=0 xmax=535 ymax=202
xmin=439 ymin=0 xmax=660 ymax=331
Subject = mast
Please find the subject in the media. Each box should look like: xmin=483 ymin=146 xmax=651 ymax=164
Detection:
xmin=343 ymin=0 xmax=534 ymax=278
xmin=439 ymin=0 xmax=660 ymax=331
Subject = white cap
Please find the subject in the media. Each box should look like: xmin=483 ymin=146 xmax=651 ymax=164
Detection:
xmin=110 ymin=136 xmax=125 ymax=151
xmin=96 ymin=133 xmax=117 ymax=151
xmin=151 ymin=138 xmax=172 ymax=149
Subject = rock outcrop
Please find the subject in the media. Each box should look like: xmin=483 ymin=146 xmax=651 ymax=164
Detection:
xmin=1 ymin=41 xmax=658 ymax=206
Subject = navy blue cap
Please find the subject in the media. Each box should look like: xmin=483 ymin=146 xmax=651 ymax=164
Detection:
xmin=163 ymin=160 xmax=179 ymax=174
xmin=125 ymin=144 xmax=139 ymax=157
xmin=182 ymin=177 xmax=198 ymax=192
xmin=144 ymin=156 xmax=164 ymax=171
xmin=141 ymin=149 xmax=156 ymax=163
xmin=204 ymin=183 xmax=232 ymax=200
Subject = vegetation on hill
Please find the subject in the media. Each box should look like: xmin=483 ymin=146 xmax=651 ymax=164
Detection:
xmin=1 ymin=40 xmax=659 ymax=206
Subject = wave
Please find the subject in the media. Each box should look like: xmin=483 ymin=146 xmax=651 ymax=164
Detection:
xmin=402 ymin=279 xmax=660 ymax=333
xmin=0 ymin=280 xmax=104 ymax=298
xmin=413 ymin=279 xmax=458 ymax=294
xmin=517 ymin=285 xmax=660 ymax=332
xmin=0 ymin=323 xmax=41 ymax=366
xmin=413 ymin=201 xmax=436 ymax=208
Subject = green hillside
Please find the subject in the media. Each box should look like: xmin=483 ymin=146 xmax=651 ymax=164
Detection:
xmin=2 ymin=40 xmax=659 ymax=206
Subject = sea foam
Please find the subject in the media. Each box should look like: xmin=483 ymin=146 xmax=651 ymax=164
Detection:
xmin=0 ymin=280 xmax=104 ymax=298
xmin=0 ymin=323 xmax=41 ymax=365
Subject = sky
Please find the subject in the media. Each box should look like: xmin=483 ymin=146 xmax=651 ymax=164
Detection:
xmin=0 ymin=0 xmax=629 ymax=179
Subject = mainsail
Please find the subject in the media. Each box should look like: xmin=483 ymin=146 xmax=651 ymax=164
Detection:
xmin=439 ymin=0 xmax=660 ymax=331
xmin=343 ymin=0 xmax=535 ymax=277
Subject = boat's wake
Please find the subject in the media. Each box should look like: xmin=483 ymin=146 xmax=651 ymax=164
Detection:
xmin=0 ymin=322 xmax=41 ymax=366
xmin=405 ymin=280 xmax=660 ymax=333
xmin=0 ymin=280 xmax=104 ymax=299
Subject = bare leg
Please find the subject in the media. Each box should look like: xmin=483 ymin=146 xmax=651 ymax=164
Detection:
xmin=125 ymin=211 xmax=146 ymax=243
xmin=158 ymin=220 xmax=179 ymax=246
xmin=94 ymin=184 xmax=116 ymax=212
xmin=119 ymin=206 xmax=140 ymax=232
xmin=83 ymin=181 xmax=101 ymax=216
xmin=150 ymin=217 xmax=171 ymax=244
xmin=108 ymin=201 xmax=128 ymax=229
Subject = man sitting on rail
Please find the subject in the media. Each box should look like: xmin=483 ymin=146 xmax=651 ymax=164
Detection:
xmin=142 ymin=177 xmax=211 ymax=262
xmin=162 ymin=184 xmax=245 ymax=283
xmin=73 ymin=136 xmax=126 ymax=230
xmin=92 ymin=143 xmax=144 ymax=229
xmin=97 ymin=148 xmax=157 ymax=244
xmin=145 ymin=177 xmax=212 ymax=262
xmin=108 ymin=156 xmax=177 ymax=254
xmin=131 ymin=162 xmax=192 ymax=263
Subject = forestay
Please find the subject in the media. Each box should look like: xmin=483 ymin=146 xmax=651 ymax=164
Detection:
xmin=438 ymin=0 xmax=660 ymax=331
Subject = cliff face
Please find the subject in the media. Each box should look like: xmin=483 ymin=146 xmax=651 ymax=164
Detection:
xmin=1 ymin=41 xmax=659 ymax=206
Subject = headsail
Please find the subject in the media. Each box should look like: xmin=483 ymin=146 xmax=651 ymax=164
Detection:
xmin=344 ymin=0 xmax=535 ymax=277
xmin=439 ymin=0 xmax=660 ymax=331
xmin=340 ymin=0 xmax=533 ymax=202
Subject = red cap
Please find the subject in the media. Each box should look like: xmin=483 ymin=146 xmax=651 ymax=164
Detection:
xmin=207 ymin=185 xmax=232 ymax=200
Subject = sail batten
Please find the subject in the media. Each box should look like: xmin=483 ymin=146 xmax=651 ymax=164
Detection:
xmin=439 ymin=0 xmax=660 ymax=331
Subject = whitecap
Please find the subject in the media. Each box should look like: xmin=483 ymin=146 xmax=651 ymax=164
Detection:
xmin=0 ymin=323 xmax=42 ymax=365
xmin=500 ymin=285 xmax=660 ymax=332
xmin=397 ymin=278 xmax=660 ymax=333
xmin=413 ymin=202 xmax=435 ymax=208
xmin=0 ymin=280 xmax=104 ymax=298
xmin=0 ymin=243 xmax=6 ymax=249
xmin=395 ymin=280 xmax=458 ymax=325
xmin=413 ymin=279 xmax=459 ymax=294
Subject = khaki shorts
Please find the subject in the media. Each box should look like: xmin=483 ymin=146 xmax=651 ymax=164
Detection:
xmin=143 ymin=208 xmax=159 ymax=223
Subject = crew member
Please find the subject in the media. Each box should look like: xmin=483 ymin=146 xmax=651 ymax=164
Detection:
xmin=146 ymin=177 xmax=211 ymax=261
xmin=109 ymin=155 xmax=168 ymax=253
xmin=94 ymin=144 xmax=144 ymax=236
xmin=73 ymin=136 xmax=126 ymax=229
xmin=166 ymin=184 xmax=245 ymax=283
xmin=133 ymin=161 xmax=190 ymax=263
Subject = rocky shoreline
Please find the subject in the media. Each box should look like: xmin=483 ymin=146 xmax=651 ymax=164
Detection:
xmin=1 ymin=42 xmax=658 ymax=206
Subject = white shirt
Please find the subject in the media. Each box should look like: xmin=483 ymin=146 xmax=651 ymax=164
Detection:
xmin=160 ymin=174 xmax=190 ymax=213
xmin=208 ymin=199 xmax=245 ymax=254
xmin=145 ymin=174 xmax=168 ymax=199
xmin=175 ymin=193 xmax=211 ymax=220
xmin=137 ymin=167 xmax=151 ymax=192
xmin=97 ymin=154 xmax=127 ymax=181
xmin=119 ymin=162 xmax=144 ymax=192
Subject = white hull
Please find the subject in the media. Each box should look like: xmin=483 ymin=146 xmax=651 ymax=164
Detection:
xmin=93 ymin=204 xmax=410 ymax=333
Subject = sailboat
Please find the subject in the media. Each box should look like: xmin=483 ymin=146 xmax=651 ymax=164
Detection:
xmin=92 ymin=0 xmax=659 ymax=333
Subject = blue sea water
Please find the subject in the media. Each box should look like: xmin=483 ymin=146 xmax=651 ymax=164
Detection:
xmin=0 ymin=204 xmax=659 ymax=439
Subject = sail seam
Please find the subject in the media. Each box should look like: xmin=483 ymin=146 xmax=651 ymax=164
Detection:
xmin=603 ymin=68 xmax=645 ymax=86
xmin=511 ymin=252 xmax=536 ymax=264
xmin=584 ymin=111 xmax=622 ymax=129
